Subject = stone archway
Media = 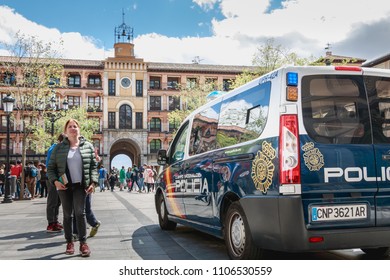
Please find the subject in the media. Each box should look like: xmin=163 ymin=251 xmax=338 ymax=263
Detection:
xmin=109 ymin=138 xmax=141 ymax=170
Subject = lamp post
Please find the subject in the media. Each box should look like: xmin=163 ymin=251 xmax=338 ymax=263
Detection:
xmin=49 ymin=95 xmax=68 ymax=139
xmin=2 ymin=94 xmax=15 ymax=203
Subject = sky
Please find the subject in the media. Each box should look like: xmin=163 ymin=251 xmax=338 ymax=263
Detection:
xmin=1 ymin=0 xmax=390 ymax=66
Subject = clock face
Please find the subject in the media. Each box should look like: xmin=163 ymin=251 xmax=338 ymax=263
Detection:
xmin=121 ymin=77 xmax=131 ymax=88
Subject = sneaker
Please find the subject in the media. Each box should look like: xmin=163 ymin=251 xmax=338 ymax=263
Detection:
xmin=46 ymin=223 xmax=61 ymax=233
xmin=80 ymin=243 xmax=91 ymax=257
xmin=54 ymin=222 xmax=63 ymax=230
xmin=65 ymin=242 xmax=75 ymax=255
xmin=89 ymin=221 xmax=101 ymax=237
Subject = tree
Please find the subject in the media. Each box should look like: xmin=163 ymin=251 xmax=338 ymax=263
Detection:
xmin=168 ymin=79 xmax=218 ymax=135
xmin=0 ymin=33 xmax=64 ymax=199
xmin=231 ymin=38 xmax=317 ymax=89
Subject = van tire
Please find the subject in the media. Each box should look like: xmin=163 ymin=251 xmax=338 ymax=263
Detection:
xmin=157 ymin=193 xmax=177 ymax=230
xmin=224 ymin=201 xmax=263 ymax=259
xmin=361 ymin=247 xmax=390 ymax=257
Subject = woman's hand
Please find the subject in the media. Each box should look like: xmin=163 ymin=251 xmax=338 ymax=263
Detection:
xmin=85 ymin=184 xmax=94 ymax=194
xmin=55 ymin=181 xmax=67 ymax=191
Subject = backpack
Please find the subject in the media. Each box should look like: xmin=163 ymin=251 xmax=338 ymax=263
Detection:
xmin=30 ymin=167 xmax=38 ymax=177
xmin=25 ymin=166 xmax=37 ymax=179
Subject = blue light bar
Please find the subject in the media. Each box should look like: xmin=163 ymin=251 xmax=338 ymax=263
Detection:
xmin=287 ymin=72 xmax=298 ymax=86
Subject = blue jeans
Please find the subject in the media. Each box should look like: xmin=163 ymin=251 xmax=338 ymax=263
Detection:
xmin=57 ymin=185 xmax=87 ymax=243
xmin=99 ymin=178 xmax=105 ymax=191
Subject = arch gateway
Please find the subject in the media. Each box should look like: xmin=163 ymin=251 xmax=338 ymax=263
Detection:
xmin=102 ymin=131 xmax=148 ymax=170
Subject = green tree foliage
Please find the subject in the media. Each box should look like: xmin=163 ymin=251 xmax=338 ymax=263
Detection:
xmin=168 ymin=79 xmax=215 ymax=134
xmin=231 ymin=38 xmax=317 ymax=89
xmin=0 ymin=33 xmax=64 ymax=198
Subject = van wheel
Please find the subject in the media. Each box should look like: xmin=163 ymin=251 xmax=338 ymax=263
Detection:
xmin=361 ymin=247 xmax=390 ymax=257
xmin=224 ymin=201 xmax=263 ymax=259
xmin=157 ymin=193 xmax=177 ymax=230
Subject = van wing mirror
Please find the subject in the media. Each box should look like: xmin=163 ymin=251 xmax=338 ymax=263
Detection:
xmin=157 ymin=149 xmax=168 ymax=165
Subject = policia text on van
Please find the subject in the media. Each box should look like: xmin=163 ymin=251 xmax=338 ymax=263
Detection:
xmin=154 ymin=65 xmax=390 ymax=259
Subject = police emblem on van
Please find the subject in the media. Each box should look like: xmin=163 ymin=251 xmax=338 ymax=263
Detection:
xmin=251 ymin=141 xmax=276 ymax=194
xmin=302 ymin=142 xmax=324 ymax=171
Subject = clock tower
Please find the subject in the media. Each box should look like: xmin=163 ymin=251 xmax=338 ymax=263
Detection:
xmin=103 ymin=11 xmax=148 ymax=169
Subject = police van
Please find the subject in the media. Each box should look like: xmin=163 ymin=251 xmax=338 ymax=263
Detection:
xmin=155 ymin=65 xmax=390 ymax=259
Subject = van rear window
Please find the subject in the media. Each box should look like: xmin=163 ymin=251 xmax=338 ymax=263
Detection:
xmin=302 ymin=75 xmax=371 ymax=144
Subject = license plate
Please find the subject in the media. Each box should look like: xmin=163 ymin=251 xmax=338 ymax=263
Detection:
xmin=311 ymin=204 xmax=367 ymax=222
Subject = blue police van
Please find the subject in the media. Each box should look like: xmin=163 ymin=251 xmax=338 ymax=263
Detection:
xmin=154 ymin=65 xmax=390 ymax=259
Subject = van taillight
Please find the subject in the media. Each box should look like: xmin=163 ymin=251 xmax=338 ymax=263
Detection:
xmin=279 ymin=114 xmax=301 ymax=184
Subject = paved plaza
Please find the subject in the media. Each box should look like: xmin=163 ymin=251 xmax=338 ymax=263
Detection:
xmin=0 ymin=189 xmax=228 ymax=260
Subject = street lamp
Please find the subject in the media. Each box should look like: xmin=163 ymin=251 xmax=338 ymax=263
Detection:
xmin=2 ymin=93 xmax=15 ymax=203
xmin=49 ymin=95 xmax=68 ymax=138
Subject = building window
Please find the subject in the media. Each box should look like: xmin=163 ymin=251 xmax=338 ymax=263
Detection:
xmin=108 ymin=79 xmax=116 ymax=96
xmin=169 ymin=96 xmax=180 ymax=111
xmin=205 ymin=78 xmax=218 ymax=91
xmin=150 ymin=139 xmax=161 ymax=153
xmin=136 ymin=112 xmax=143 ymax=129
xmin=88 ymin=96 xmax=101 ymax=111
xmin=108 ymin=112 xmax=115 ymax=129
xmin=67 ymin=96 xmax=81 ymax=109
xmin=223 ymin=79 xmax=232 ymax=91
xmin=149 ymin=77 xmax=161 ymax=90
xmin=136 ymin=80 xmax=143 ymax=97
xmin=88 ymin=75 xmax=101 ymax=87
xmin=119 ymin=104 xmax=132 ymax=129
xmin=167 ymin=77 xmax=179 ymax=90
xmin=150 ymin=118 xmax=161 ymax=132
xmin=150 ymin=96 xmax=161 ymax=110
xmin=0 ymin=72 xmax=16 ymax=85
xmin=68 ymin=74 xmax=81 ymax=87
xmin=186 ymin=77 xmax=197 ymax=89
xmin=169 ymin=119 xmax=180 ymax=132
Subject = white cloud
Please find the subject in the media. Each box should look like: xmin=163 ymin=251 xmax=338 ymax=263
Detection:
xmin=2 ymin=1 xmax=390 ymax=66
xmin=192 ymin=0 xmax=219 ymax=11
xmin=0 ymin=6 xmax=107 ymax=60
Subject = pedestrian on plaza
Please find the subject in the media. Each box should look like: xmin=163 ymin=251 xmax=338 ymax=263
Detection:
xmin=108 ymin=170 xmax=117 ymax=191
xmin=119 ymin=166 xmax=126 ymax=191
xmin=45 ymin=133 xmax=65 ymax=233
xmin=98 ymin=165 xmax=107 ymax=192
xmin=24 ymin=161 xmax=38 ymax=200
xmin=47 ymin=118 xmax=98 ymax=257
xmin=10 ymin=160 xmax=22 ymax=199
xmin=138 ymin=164 xmax=145 ymax=192
xmin=130 ymin=164 xmax=139 ymax=192
xmin=143 ymin=164 xmax=155 ymax=193
xmin=34 ymin=160 xmax=42 ymax=198
xmin=0 ymin=163 xmax=5 ymax=196
xmin=151 ymin=166 xmax=157 ymax=192
xmin=39 ymin=163 xmax=48 ymax=198
xmin=125 ymin=167 xmax=132 ymax=190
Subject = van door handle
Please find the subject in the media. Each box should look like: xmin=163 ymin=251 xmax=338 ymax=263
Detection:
xmin=382 ymin=155 xmax=390 ymax=160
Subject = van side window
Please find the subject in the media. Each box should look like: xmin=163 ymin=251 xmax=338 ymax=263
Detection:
xmin=302 ymin=75 xmax=370 ymax=144
xmin=189 ymin=103 xmax=221 ymax=156
xmin=365 ymin=76 xmax=390 ymax=143
xmin=216 ymin=82 xmax=271 ymax=148
xmin=169 ymin=122 xmax=189 ymax=164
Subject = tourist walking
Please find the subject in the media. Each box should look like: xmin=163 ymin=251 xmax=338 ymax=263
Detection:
xmin=47 ymin=119 xmax=98 ymax=257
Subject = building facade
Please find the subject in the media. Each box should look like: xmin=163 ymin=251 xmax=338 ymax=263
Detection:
xmin=0 ymin=40 xmax=253 ymax=168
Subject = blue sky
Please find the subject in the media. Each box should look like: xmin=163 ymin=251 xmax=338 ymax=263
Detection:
xmin=2 ymin=0 xmax=390 ymax=65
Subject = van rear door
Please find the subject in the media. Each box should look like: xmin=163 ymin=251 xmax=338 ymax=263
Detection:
xmin=364 ymin=69 xmax=390 ymax=226
xmin=300 ymin=69 xmax=376 ymax=229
